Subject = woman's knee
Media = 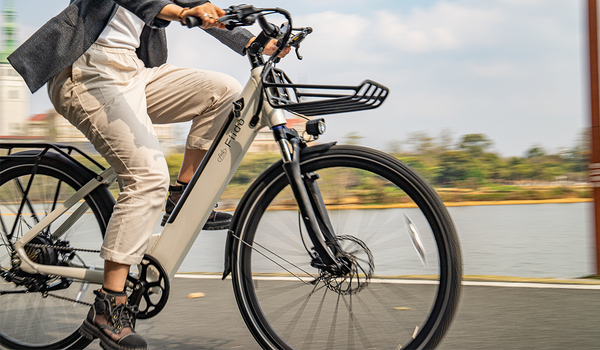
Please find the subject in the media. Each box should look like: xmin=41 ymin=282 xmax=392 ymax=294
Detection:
xmin=222 ymin=73 xmax=243 ymax=98
xmin=119 ymin=155 xmax=170 ymax=201
xmin=207 ymin=71 xmax=243 ymax=105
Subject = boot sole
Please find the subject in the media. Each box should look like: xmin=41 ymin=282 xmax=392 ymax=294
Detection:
xmin=202 ymin=220 xmax=231 ymax=230
xmin=80 ymin=319 xmax=147 ymax=350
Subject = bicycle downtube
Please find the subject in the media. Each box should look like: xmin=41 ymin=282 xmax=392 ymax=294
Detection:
xmin=273 ymin=126 xmax=342 ymax=273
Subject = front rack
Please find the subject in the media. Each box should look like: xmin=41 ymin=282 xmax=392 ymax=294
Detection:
xmin=262 ymin=66 xmax=389 ymax=117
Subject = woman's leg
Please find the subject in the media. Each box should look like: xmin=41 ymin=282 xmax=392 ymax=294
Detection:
xmin=48 ymin=45 xmax=169 ymax=350
xmin=145 ymin=65 xmax=242 ymax=228
xmin=103 ymin=260 xmax=130 ymax=292
xmin=178 ymin=148 xmax=207 ymax=184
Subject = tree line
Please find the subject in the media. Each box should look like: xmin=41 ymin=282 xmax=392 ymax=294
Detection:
xmin=371 ymin=130 xmax=590 ymax=188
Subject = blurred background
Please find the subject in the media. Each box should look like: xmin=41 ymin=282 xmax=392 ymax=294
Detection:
xmin=0 ymin=0 xmax=596 ymax=279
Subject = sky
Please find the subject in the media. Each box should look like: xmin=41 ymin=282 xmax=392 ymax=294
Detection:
xmin=4 ymin=0 xmax=587 ymax=156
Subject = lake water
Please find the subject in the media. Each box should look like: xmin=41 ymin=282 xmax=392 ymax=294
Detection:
xmin=3 ymin=202 xmax=592 ymax=279
xmin=175 ymin=202 xmax=595 ymax=279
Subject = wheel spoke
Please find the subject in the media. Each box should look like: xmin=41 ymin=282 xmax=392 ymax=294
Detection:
xmin=16 ymin=176 xmax=41 ymax=226
xmin=233 ymin=146 xmax=461 ymax=349
xmin=233 ymin=232 xmax=317 ymax=282
xmin=301 ymin=286 xmax=328 ymax=348
xmin=0 ymin=158 xmax=111 ymax=348
xmin=10 ymin=176 xmax=39 ymax=239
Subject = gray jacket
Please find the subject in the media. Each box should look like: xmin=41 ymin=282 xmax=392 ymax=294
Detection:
xmin=8 ymin=0 xmax=254 ymax=93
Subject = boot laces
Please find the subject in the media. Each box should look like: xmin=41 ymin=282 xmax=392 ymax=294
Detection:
xmin=111 ymin=303 xmax=139 ymax=332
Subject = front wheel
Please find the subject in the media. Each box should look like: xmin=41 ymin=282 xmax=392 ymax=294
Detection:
xmin=231 ymin=145 xmax=462 ymax=350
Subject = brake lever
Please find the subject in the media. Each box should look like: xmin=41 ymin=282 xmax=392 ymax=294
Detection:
xmin=279 ymin=27 xmax=313 ymax=60
xmin=220 ymin=4 xmax=261 ymax=26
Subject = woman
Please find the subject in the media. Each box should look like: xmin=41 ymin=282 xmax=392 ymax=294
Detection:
xmin=8 ymin=1 xmax=287 ymax=349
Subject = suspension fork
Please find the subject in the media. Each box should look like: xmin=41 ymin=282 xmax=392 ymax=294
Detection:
xmin=273 ymin=126 xmax=346 ymax=274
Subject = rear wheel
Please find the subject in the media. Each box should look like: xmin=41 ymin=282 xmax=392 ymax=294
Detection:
xmin=0 ymin=152 xmax=114 ymax=349
xmin=231 ymin=145 xmax=462 ymax=349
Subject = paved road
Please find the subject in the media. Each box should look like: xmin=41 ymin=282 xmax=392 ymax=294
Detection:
xmin=117 ymin=277 xmax=600 ymax=350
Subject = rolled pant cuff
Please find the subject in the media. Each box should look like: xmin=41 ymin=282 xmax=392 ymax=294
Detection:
xmin=100 ymin=247 xmax=145 ymax=266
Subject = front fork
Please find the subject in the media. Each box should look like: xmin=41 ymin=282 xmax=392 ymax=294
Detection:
xmin=273 ymin=126 xmax=348 ymax=275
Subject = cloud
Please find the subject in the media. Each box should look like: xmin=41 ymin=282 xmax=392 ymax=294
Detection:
xmin=18 ymin=0 xmax=585 ymax=156
xmin=292 ymin=11 xmax=385 ymax=65
xmin=114 ymin=1 xmax=588 ymax=156
xmin=375 ymin=3 xmax=503 ymax=53
xmin=290 ymin=2 xmax=506 ymax=58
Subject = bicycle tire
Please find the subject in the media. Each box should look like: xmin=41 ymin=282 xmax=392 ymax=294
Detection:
xmin=0 ymin=151 xmax=114 ymax=349
xmin=231 ymin=144 xmax=462 ymax=350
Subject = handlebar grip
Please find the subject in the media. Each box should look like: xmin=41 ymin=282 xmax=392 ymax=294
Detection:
xmin=185 ymin=16 xmax=203 ymax=28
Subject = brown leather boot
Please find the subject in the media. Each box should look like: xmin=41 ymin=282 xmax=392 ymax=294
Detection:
xmin=161 ymin=183 xmax=233 ymax=230
xmin=80 ymin=289 xmax=147 ymax=350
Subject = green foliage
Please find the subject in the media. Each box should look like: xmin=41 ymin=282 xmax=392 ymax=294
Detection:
xmin=392 ymin=129 xmax=589 ymax=198
xmin=526 ymin=145 xmax=546 ymax=159
xmin=344 ymin=132 xmax=364 ymax=146
xmin=165 ymin=153 xmax=184 ymax=180
xmin=156 ymin=129 xmax=592 ymax=204
xmin=397 ymin=156 xmax=440 ymax=183
xmin=163 ymin=152 xmax=281 ymax=188
xmin=435 ymin=151 xmax=473 ymax=184
xmin=458 ymin=133 xmax=493 ymax=157
xmin=229 ymin=153 xmax=281 ymax=185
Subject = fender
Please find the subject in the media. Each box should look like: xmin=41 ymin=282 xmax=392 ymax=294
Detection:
xmin=0 ymin=145 xmax=116 ymax=234
xmin=222 ymin=141 xmax=337 ymax=279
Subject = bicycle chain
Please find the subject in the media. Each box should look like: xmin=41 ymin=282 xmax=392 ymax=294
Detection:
xmin=23 ymin=243 xmax=97 ymax=306
xmin=25 ymin=243 xmax=100 ymax=254
xmin=45 ymin=290 xmax=92 ymax=307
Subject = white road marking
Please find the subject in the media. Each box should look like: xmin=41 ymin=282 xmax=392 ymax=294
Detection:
xmin=174 ymin=274 xmax=600 ymax=290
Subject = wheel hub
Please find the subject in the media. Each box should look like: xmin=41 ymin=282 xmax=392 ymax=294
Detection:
xmin=320 ymin=235 xmax=374 ymax=295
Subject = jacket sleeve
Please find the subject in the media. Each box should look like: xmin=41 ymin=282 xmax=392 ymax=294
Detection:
xmin=120 ymin=0 xmax=255 ymax=54
xmin=203 ymin=27 xmax=254 ymax=56
xmin=174 ymin=0 xmax=255 ymax=55
xmin=115 ymin=0 xmax=212 ymax=29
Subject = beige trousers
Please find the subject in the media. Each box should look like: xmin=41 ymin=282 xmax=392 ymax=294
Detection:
xmin=48 ymin=44 xmax=242 ymax=265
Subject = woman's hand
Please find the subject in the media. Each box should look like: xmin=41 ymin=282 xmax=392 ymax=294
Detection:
xmin=183 ymin=3 xmax=226 ymax=29
xmin=159 ymin=3 xmax=226 ymax=29
xmin=246 ymin=38 xmax=292 ymax=58
xmin=264 ymin=40 xmax=292 ymax=58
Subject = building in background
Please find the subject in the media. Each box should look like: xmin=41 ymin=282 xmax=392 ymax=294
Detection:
xmin=0 ymin=0 xmax=305 ymax=154
xmin=0 ymin=0 xmax=179 ymax=152
xmin=0 ymin=0 xmax=29 ymax=138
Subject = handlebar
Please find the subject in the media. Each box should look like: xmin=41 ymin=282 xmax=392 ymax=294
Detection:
xmin=184 ymin=16 xmax=203 ymax=28
xmin=185 ymin=4 xmax=262 ymax=29
xmin=184 ymin=5 xmax=312 ymax=64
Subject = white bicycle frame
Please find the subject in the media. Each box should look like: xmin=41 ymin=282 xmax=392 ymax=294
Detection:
xmin=12 ymin=65 xmax=287 ymax=284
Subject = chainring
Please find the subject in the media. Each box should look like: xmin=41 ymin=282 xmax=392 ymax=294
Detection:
xmin=127 ymin=254 xmax=170 ymax=319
